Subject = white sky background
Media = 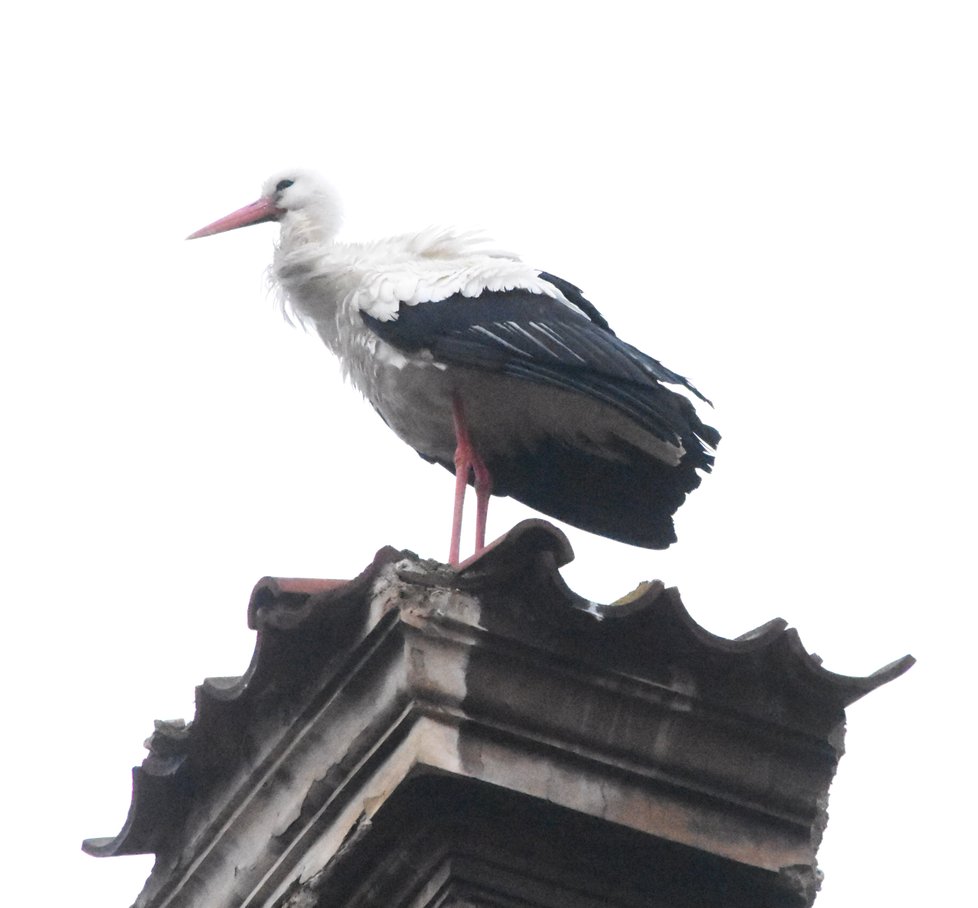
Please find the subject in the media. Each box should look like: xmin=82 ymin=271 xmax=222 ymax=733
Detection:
xmin=1 ymin=2 xmax=974 ymax=904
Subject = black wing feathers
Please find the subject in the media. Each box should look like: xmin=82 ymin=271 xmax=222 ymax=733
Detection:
xmin=537 ymin=271 xmax=612 ymax=332
xmin=361 ymin=280 xmax=716 ymax=445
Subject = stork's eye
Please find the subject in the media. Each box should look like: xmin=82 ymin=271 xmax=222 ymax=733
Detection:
xmin=276 ymin=179 xmax=294 ymax=192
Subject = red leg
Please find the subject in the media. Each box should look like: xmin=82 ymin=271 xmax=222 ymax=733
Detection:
xmin=450 ymin=451 xmax=468 ymax=566
xmin=450 ymin=396 xmax=471 ymax=565
xmin=450 ymin=396 xmax=493 ymax=564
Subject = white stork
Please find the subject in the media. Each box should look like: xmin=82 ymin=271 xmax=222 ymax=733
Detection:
xmin=188 ymin=171 xmax=719 ymax=564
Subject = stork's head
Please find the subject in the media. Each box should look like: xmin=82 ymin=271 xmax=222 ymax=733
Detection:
xmin=187 ymin=169 xmax=343 ymax=243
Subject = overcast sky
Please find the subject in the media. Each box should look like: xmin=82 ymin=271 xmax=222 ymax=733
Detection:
xmin=2 ymin=2 xmax=974 ymax=905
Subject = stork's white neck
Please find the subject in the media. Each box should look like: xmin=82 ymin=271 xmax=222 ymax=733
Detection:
xmin=270 ymin=210 xmax=354 ymax=365
xmin=279 ymin=201 xmax=343 ymax=251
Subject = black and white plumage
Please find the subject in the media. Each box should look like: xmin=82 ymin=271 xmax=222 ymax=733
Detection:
xmin=188 ymin=170 xmax=719 ymax=563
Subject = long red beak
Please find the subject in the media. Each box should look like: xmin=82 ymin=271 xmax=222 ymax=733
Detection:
xmin=186 ymin=197 xmax=281 ymax=240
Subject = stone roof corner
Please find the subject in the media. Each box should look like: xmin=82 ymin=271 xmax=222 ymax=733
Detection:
xmin=84 ymin=519 xmax=914 ymax=908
